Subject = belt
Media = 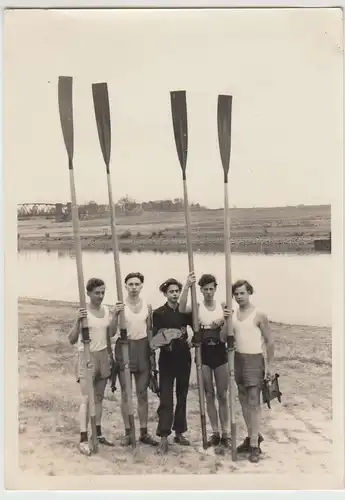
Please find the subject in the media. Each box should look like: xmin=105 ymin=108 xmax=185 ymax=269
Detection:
xmin=200 ymin=327 xmax=221 ymax=346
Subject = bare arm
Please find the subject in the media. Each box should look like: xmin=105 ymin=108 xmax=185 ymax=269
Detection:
xmin=108 ymin=307 xmax=120 ymax=337
xmin=68 ymin=318 xmax=80 ymax=345
xmin=258 ymin=312 xmax=274 ymax=366
xmin=179 ymin=272 xmax=196 ymax=313
xmin=178 ymin=282 xmax=192 ymax=313
xmin=146 ymin=304 xmax=153 ymax=345
xmin=147 ymin=305 xmax=156 ymax=369
xmin=219 ymin=301 xmax=231 ymax=342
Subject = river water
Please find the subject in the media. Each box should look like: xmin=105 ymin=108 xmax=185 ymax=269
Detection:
xmin=17 ymin=249 xmax=331 ymax=327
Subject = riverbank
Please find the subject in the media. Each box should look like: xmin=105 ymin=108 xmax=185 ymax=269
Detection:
xmin=17 ymin=205 xmax=331 ymax=254
xmin=17 ymin=297 xmax=332 ymax=476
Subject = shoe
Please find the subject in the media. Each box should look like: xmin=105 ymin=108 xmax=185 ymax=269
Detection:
xmin=120 ymin=434 xmax=133 ymax=447
xmin=98 ymin=436 xmax=114 ymax=447
xmin=157 ymin=437 xmax=169 ymax=454
xmin=79 ymin=441 xmax=92 ymax=456
xmin=236 ymin=434 xmax=264 ymax=454
xmin=139 ymin=433 xmax=158 ymax=446
xmin=248 ymin=446 xmax=261 ymax=463
xmin=174 ymin=434 xmax=190 ymax=446
xmin=207 ymin=433 xmax=221 ymax=447
xmin=220 ymin=436 xmax=231 ymax=448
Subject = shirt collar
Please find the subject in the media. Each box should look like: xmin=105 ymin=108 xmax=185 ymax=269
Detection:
xmin=164 ymin=301 xmax=179 ymax=311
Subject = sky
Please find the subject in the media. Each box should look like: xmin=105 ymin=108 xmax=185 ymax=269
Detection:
xmin=4 ymin=8 xmax=343 ymax=209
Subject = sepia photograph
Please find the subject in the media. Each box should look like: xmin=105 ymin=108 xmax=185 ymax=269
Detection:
xmin=4 ymin=6 xmax=344 ymax=490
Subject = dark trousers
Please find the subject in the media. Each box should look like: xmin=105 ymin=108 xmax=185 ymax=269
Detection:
xmin=156 ymin=350 xmax=191 ymax=438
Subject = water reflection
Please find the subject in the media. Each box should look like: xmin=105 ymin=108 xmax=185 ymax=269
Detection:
xmin=17 ymin=249 xmax=331 ymax=327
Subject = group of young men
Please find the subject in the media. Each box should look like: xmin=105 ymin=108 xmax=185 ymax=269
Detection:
xmin=69 ymin=270 xmax=274 ymax=464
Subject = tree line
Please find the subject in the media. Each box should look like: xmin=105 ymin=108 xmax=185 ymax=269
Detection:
xmin=17 ymin=196 xmax=208 ymax=218
xmin=80 ymin=196 xmax=207 ymax=215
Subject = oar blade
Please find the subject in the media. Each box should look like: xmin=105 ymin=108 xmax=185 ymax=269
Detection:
xmin=217 ymin=95 xmax=233 ymax=179
xmin=170 ymin=90 xmax=188 ymax=174
xmin=58 ymin=76 xmax=74 ymax=164
xmin=92 ymin=82 xmax=111 ymax=171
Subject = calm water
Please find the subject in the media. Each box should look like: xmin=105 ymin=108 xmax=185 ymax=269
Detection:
xmin=17 ymin=249 xmax=331 ymax=327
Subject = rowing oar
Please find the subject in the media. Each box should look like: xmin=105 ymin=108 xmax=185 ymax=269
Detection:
xmin=170 ymin=90 xmax=208 ymax=451
xmin=217 ymin=94 xmax=237 ymax=461
xmin=91 ymin=82 xmax=136 ymax=450
xmin=58 ymin=76 xmax=98 ymax=453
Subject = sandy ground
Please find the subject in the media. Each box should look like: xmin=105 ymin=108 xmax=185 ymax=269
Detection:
xmin=18 ymin=297 xmax=332 ymax=476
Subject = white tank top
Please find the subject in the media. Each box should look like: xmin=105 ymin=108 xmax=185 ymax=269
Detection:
xmin=123 ymin=299 xmax=149 ymax=340
xmin=233 ymin=307 xmax=263 ymax=354
xmin=198 ymin=301 xmax=224 ymax=329
xmin=78 ymin=305 xmax=111 ymax=353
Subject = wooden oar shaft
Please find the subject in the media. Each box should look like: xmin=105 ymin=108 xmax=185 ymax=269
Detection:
xmin=182 ymin=178 xmax=207 ymax=449
xmin=224 ymin=184 xmax=232 ymax=324
xmin=68 ymin=167 xmax=98 ymax=454
xmin=106 ymin=172 xmax=126 ymax=327
xmin=91 ymin=81 xmax=136 ymax=449
xmin=170 ymin=89 xmax=207 ymax=449
xmin=106 ymin=172 xmax=136 ymax=449
xmin=58 ymin=75 xmax=98 ymax=453
xmin=224 ymin=181 xmax=237 ymax=461
xmin=182 ymin=179 xmax=199 ymax=332
xmin=69 ymin=170 xmax=87 ymax=306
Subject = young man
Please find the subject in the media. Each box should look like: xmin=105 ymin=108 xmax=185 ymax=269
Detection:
xmin=232 ymin=279 xmax=274 ymax=463
xmin=151 ymin=278 xmax=193 ymax=454
xmin=179 ymin=272 xmax=231 ymax=449
xmin=69 ymin=278 xmax=118 ymax=456
xmin=113 ymin=272 xmax=157 ymax=447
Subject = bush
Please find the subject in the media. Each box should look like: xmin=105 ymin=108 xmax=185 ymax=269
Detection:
xmin=120 ymin=230 xmax=132 ymax=239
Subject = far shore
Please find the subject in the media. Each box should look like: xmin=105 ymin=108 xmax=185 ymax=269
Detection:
xmin=17 ymin=204 xmax=332 ymax=255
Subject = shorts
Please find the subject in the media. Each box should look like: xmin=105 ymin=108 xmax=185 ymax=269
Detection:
xmin=114 ymin=337 xmax=150 ymax=373
xmin=201 ymin=342 xmax=228 ymax=370
xmin=75 ymin=348 xmax=111 ymax=383
xmin=234 ymin=352 xmax=265 ymax=388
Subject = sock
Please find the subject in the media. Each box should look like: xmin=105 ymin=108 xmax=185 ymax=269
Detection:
xmin=96 ymin=425 xmax=102 ymax=437
xmin=140 ymin=427 xmax=147 ymax=438
xmin=80 ymin=432 xmax=88 ymax=443
xmin=221 ymin=432 xmax=229 ymax=439
xmin=125 ymin=428 xmax=131 ymax=436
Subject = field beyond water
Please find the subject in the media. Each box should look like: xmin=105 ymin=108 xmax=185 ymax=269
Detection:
xmin=17 ymin=204 xmax=331 ymax=254
xmin=18 ymin=297 xmax=332 ymax=476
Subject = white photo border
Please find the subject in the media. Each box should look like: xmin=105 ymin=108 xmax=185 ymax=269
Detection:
xmin=1 ymin=0 xmax=344 ymax=498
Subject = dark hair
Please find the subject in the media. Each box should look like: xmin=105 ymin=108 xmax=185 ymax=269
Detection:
xmin=125 ymin=272 xmax=144 ymax=284
xmin=159 ymin=278 xmax=182 ymax=294
xmin=198 ymin=274 xmax=218 ymax=289
xmin=86 ymin=278 xmax=105 ymax=292
xmin=232 ymin=280 xmax=254 ymax=296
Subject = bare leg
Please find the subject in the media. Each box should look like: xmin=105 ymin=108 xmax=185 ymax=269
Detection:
xmin=214 ymin=363 xmax=229 ymax=436
xmin=202 ymin=365 xmax=219 ymax=433
xmin=77 ymin=377 xmax=92 ymax=455
xmin=134 ymin=370 xmax=157 ymax=446
xmin=247 ymin=386 xmax=261 ymax=447
xmin=93 ymin=377 xmax=114 ymax=446
xmin=94 ymin=378 xmax=107 ymax=426
xmin=79 ymin=394 xmax=89 ymax=433
xmin=134 ymin=371 xmax=148 ymax=428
